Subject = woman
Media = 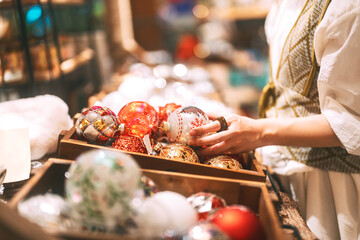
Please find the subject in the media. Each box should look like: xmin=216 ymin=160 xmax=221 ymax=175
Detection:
xmin=189 ymin=1 xmax=360 ymax=239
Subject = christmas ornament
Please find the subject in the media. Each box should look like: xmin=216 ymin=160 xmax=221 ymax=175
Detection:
xmin=163 ymin=106 xmax=209 ymax=144
xmin=186 ymin=222 xmax=230 ymax=240
xmin=112 ymin=134 xmax=147 ymax=154
xmin=65 ymin=149 xmax=143 ymax=231
xmin=133 ymin=191 xmax=197 ymax=238
xmin=17 ymin=193 xmax=77 ymax=232
xmin=204 ymin=155 xmax=243 ymax=170
xmin=140 ymin=175 xmax=159 ymax=197
xmin=211 ymin=205 xmax=266 ymax=240
xmin=158 ymin=103 xmax=182 ymax=125
xmin=187 ymin=192 xmax=227 ymax=221
xmin=75 ymin=106 xmax=119 ymax=145
xmin=118 ymin=101 xmax=158 ymax=138
xmin=158 ymin=143 xmax=200 ymax=163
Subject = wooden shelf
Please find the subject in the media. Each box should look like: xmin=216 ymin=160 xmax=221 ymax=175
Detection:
xmin=0 ymin=0 xmax=86 ymax=8
xmin=0 ymin=48 xmax=94 ymax=86
xmin=209 ymin=5 xmax=270 ymax=21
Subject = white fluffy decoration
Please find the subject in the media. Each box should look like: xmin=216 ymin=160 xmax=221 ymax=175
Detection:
xmin=0 ymin=95 xmax=72 ymax=160
xmin=134 ymin=191 xmax=197 ymax=238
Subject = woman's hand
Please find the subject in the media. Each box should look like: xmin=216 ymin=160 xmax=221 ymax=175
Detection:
xmin=188 ymin=114 xmax=342 ymax=157
xmin=188 ymin=114 xmax=265 ymax=156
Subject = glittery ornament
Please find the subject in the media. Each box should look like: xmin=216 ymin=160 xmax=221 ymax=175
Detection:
xmin=186 ymin=222 xmax=230 ymax=240
xmin=204 ymin=155 xmax=243 ymax=170
xmin=75 ymin=106 xmax=119 ymax=145
xmin=159 ymin=143 xmax=200 ymax=163
xmin=140 ymin=175 xmax=159 ymax=197
xmin=112 ymin=134 xmax=147 ymax=154
xmin=66 ymin=149 xmax=143 ymax=231
xmin=187 ymin=192 xmax=227 ymax=221
xmin=118 ymin=101 xmax=158 ymax=138
xmin=163 ymin=106 xmax=209 ymax=144
xmin=158 ymin=103 xmax=182 ymax=125
xmin=211 ymin=205 xmax=266 ymax=240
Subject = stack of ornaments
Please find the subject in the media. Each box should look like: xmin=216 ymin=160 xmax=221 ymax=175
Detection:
xmin=18 ymin=149 xmax=265 ymax=240
xmin=74 ymin=101 xmax=247 ymax=171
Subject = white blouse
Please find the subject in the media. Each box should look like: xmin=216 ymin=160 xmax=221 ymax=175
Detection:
xmin=265 ymin=0 xmax=360 ymax=156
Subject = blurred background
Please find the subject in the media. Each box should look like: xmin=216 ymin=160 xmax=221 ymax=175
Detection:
xmin=0 ymin=0 xmax=271 ymax=117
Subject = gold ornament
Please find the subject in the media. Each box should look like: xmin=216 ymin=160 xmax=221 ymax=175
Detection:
xmin=204 ymin=155 xmax=243 ymax=170
xmin=159 ymin=143 xmax=200 ymax=163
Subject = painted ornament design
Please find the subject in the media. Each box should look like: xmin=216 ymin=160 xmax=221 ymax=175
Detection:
xmin=75 ymin=106 xmax=120 ymax=145
xmin=65 ymin=149 xmax=143 ymax=231
xmin=164 ymin=106 xmax=209 ymax=144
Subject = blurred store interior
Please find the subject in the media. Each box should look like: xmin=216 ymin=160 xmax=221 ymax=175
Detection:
xmin=0 ymin=0 xmax=272 ymax=117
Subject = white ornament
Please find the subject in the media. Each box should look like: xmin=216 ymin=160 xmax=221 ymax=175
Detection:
xmin=134 ymin=191 xmax=197 ymax=238
xmin=163 ymin=106 xmax=209 ymax=144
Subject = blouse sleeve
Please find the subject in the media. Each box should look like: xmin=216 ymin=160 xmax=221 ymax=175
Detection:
xmin=315 ymin=1 xmax=360 ymax=155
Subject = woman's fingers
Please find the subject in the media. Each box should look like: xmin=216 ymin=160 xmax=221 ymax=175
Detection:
xmin=206 ymin=112 xmax=220 ymax=121
xmin=189 ymin=130 xmax=229 ymax=146
xmin=195 ymin=141 xmax=230 ymax=156
xmin=195 ymin=141 xmax=247 ymax=156
xmin=189 ymin=120 xmax=221 ymax=136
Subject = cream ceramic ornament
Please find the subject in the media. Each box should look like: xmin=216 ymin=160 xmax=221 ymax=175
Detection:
xmin=65 ymin=149 xmax=143 ymax=231
xmin=162 ymin=106 xmax=209 ymax=144
xmin=133 ymin=191 xmax=197 ymax=238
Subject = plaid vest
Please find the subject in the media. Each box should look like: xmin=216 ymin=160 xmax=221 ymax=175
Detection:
xmin=258 ymin=0 xmax=360 ymax=173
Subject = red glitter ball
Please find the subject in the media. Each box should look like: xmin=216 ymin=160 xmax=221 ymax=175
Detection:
xmin=112 ymin=134 xmax=147 ymax=154
xmin=118 ymin=101 xmax=159 ymax=138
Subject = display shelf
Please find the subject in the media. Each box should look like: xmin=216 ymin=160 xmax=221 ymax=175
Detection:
xmin=0 ymin=48 xmax=94 ymax=86
xmin=0 ymin=0 xmax=86 ymax=8
xmin=209 ymin=5 xmax=270 ymax=21
xmin=57 ymin=126 xmax=266 ymax=182
xmin=8 ymin=158 xmax=285 ymax=240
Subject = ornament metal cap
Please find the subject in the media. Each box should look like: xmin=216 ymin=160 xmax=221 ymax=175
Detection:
xmin=162 ymin=121 xmax=170 ymax=133
xmin=118 ymin=123 xmax=126 ymax=134
xmin=153 ymin=142 xmax=164 ymax=154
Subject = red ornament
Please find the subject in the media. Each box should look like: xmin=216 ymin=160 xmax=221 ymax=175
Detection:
xmin=187 ymin=192 xmax=227 ymax=221
xmin=118 ymin=101 xmax=159 ymax=138
xmin=211 ymin=205 xmax=266 ymax=240
xmin=112 ymin=134 xmax=147 ymax=154
xmin=158 ymin=103 xmax=182 ymax=125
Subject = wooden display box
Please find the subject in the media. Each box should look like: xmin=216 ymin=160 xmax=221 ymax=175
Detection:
xmin=9 ymin=159 xmax=285 ymax=240
xmin=57 ymin=126 xmax=266 ymax=182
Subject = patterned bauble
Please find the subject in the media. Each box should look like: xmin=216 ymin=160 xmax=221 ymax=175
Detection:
xmin=75 ymin=106 xmax=119 ymax=145
xmin=140 ymin=175 xmax=159 ymax=197
xmin=163 ymin=106 xmax=209 ymax=144
xmin=112 ymin=134 xmax=147 ymax=154
xmin=158 ymin=143 xmax=200 ymax=163
xmin=187 ymin=192 xmax=227 ymax=221
xmin=158 ymin=103 xmax=182 ymax=125
xmin=65 ymin=149 xmax=143 ymax=231
xmin=211 ymin=205 xmax=266 ymax=240
xmin=186 ymin=222 xmax=230 ymax=240
xmin=204 ymin=155 xmax=243 ymax=170
xmin=118 ymin=101 xmax=158 ymax=138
